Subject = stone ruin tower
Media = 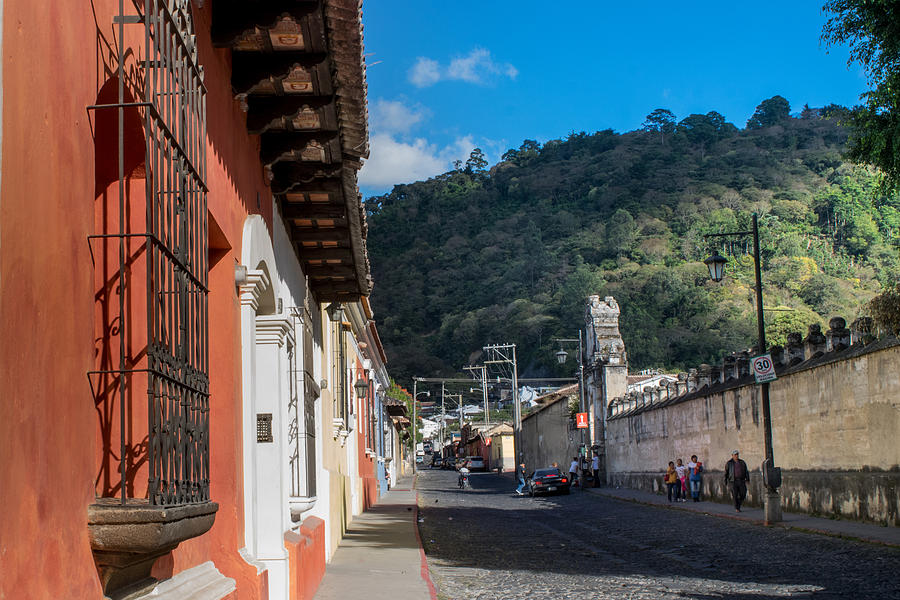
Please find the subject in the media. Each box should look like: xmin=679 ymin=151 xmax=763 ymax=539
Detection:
xmin=583 ymin=295 xmax=628 ymax=481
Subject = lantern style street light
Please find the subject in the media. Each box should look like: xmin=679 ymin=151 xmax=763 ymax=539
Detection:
xmin=326 ymin=302 xmax=344 ymax=323
xmin=704 ymin=212 xmax=781 ymax=524
xmin=354 ymin=376 xmax=369 ymax=400
xmin=703 ymin=251 xmax=728 ymax=282
xmin=552 ymin=334 xmax=587 ymax=470
xmin=555 ymin=348 xmax=568 ymax=364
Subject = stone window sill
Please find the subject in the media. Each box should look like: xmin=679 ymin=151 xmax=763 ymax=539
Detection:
xmin=87 ymin=499 xmax=218 ymax=597
xmin=289 ymin=495 xmax=318 ymax=522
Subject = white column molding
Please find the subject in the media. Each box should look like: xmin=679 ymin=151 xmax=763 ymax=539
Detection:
xmin=255 ymin=315 xmax=293 ymax=347
xmin=239 ymin=269 xmax=270 ymax=310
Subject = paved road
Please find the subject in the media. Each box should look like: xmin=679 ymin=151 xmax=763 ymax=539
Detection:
xmin=416 ymin=469 xmax=900 ymax=600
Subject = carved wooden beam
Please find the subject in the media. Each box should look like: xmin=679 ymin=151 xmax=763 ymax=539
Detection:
xmin=231 ymin=54 xmax=330 ymax=96
xmin=211 ymin=1 xmax=323 ymax=50
xmin=246 ymin=96 xmax=338 ymax=134
xmin=282 ymin=202 xmax=346 ymax=220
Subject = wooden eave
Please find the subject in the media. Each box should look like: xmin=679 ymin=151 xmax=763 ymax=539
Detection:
xmin=213 ymin=0 xmax=371 ymax=302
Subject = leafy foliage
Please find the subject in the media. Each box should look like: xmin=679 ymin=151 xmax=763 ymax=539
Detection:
xmin=384 ymin=381 xmax=418 ymax=447
xmin=366 ymin=105 xmax=900 ymax=383
xmin=746 ymin=95 xmax=792 ymax=129
xmin=822 ymin=0 xmax=900 ymax=190
xmin=868 ymin=283 xmax=900 ymax=335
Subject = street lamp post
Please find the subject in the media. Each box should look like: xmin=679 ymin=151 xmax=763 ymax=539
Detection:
xmin=411 ymin=382 xmax=429 ymax=475
xmin=704 ymin=212 xmax=781 ymax=524
xmin=553 ymin=333 xmax=586 ymax=462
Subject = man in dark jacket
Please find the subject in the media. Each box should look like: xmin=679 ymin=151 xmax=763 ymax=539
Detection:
xmin=515 ymin=462 xmax=527 ymax=496
xmin=724 ymin=450 xmax=750 ymax=512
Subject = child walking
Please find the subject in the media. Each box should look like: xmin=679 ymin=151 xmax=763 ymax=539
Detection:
xmin=665 ymin=461 xmax=678 ymax=502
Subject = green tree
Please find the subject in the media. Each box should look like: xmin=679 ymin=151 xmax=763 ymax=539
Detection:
xmin=868 ymin=282 xmax=900 ymax=334
xmin=746 ymin=95 xmax=791 ymax=129
xmin=642 ymin=108 xmax=676 ymax=144
xmin=823 ymin=0 xmax=900 ymax=190
xmin=465 ymin=147 xmax=488 ymax=173
xmin=607 ymin=208 xmax=637 ymax=258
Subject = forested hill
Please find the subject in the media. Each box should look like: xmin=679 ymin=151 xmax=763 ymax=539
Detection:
xmin=364 ymin=99 xmax=900 ymax=383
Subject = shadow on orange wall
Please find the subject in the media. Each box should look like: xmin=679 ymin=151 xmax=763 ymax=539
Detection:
xmin=91 ymin=76 xmax=152 ymax=501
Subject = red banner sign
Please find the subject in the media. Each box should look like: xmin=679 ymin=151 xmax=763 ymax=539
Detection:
xmin=576 ymin=412 xmax=589 ymax=428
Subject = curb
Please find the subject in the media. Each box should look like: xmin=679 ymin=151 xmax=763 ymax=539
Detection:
xmin=413 ymin=480 xmax=439 ymax=600
xmin=585 ymin=488 xmax=900 ymax=548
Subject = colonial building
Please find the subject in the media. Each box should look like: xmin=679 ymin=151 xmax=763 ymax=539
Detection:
xmin=0 ymin=1 xmax=403 ymax=599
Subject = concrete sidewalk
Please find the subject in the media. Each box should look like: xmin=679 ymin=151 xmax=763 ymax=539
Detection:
xmin=584 ymin=485 xmax=900 ymax=547
xmin=313 ymin=477 xmax=435 ymax=600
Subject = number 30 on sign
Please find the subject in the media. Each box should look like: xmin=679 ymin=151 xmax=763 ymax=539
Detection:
xmin=751 ymin=354 xmax=777 ymax=383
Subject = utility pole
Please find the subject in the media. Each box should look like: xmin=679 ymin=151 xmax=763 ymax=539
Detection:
xmin=483 ymin=343 xmax=520 ymax=461
xmin=465 ymin=365 xmax=490 ymax=426
xmin=440 ymin=382 xmax=446 ymax=457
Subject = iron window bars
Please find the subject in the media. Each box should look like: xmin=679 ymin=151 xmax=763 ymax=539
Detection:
xmin=88 ymin=0 xmax=209 ymax=506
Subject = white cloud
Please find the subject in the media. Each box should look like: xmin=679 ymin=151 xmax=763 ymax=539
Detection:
xmin=359 ymin=134 xmax=447 ymax=187
xmin=359 ymin=134 xmax=487 ymax=188
xmin=408 ymin=48 xmax=517 ymax=88
xmin=370 ymin=99 xmax=427 ymax=135
xmin=409 ymin=57 xmax=441 ymax=87
xmin=442 ymin=135 xmax=477 ymax=165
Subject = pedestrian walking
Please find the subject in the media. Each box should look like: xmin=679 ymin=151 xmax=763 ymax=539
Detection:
xmin=664 ymin=461 xmax=678 ymax=502
xmin=569 ymin=457 xmax=579 ymax=487
xmin=675 ymin=458 xmax=687 ymax=502
xmin=515 ymin=462 xmax=527 ymax=496
xmin=724 ymin=450 xmax=750 ymax=512
xmin=687 ymin=454 xmax=703 ymax=501
xmin=591 ymin=454 xmax=600 ymax=488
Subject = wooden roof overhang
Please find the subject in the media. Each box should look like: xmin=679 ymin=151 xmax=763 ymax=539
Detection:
xmin=384 ymin=398 xmax=408 ymax=417
xmin=213 ymin=0 xmax=372 ymax=302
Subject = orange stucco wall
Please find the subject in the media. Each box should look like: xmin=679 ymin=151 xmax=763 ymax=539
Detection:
xmin=285 ymin=516 xmax=326 ymax=600
xmin=0 ymin=0 xmax=107 ymax=597
xmin=0 ymin=1 xmax=274 ymax=598
xmin=355 ymin=364 xmax=379 ymax=510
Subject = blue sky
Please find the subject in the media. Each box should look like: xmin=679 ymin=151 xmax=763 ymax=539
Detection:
xmin=358 ymin=1 xmax=867 ymax=197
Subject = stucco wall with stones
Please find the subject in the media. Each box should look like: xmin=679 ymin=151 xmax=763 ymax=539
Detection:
xmin=605 ymin=337 xmax=900 ymax=525
xmin=521 ymin=396 xmax=582 ymax=476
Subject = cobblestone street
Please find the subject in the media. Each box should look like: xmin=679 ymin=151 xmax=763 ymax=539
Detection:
xmin=416 ymin=469 xmax=900 ymax=600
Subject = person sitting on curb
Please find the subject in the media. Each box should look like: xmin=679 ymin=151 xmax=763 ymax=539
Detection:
xmin=724 ymin=450 xmax=750 ymax=512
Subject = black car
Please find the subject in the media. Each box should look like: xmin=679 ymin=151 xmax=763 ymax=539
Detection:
xmin=527 ymin=467 xmax=571 ymax=496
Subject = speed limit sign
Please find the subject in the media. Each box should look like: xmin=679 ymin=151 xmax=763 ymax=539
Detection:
xmin=751 ymin=354 xmax=777 ymax=383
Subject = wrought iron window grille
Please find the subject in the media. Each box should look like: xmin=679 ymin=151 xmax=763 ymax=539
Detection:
xmin=87 ymin=0 xmax=209 ymax=507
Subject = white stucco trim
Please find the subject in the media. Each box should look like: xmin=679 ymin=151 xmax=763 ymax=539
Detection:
xmin=238 ymin=215 xmax=280 ymax=563
xmin=132 ymin=562 xmax=235 ymax=600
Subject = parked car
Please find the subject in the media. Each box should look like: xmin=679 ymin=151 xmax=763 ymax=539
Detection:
xmin=464 ymin=456 xmax=486 ymax=472
xmin=415 ymin=456 xmax=424 ymax=464
xmin=527 ymin=467 xmax=571 ymax=496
